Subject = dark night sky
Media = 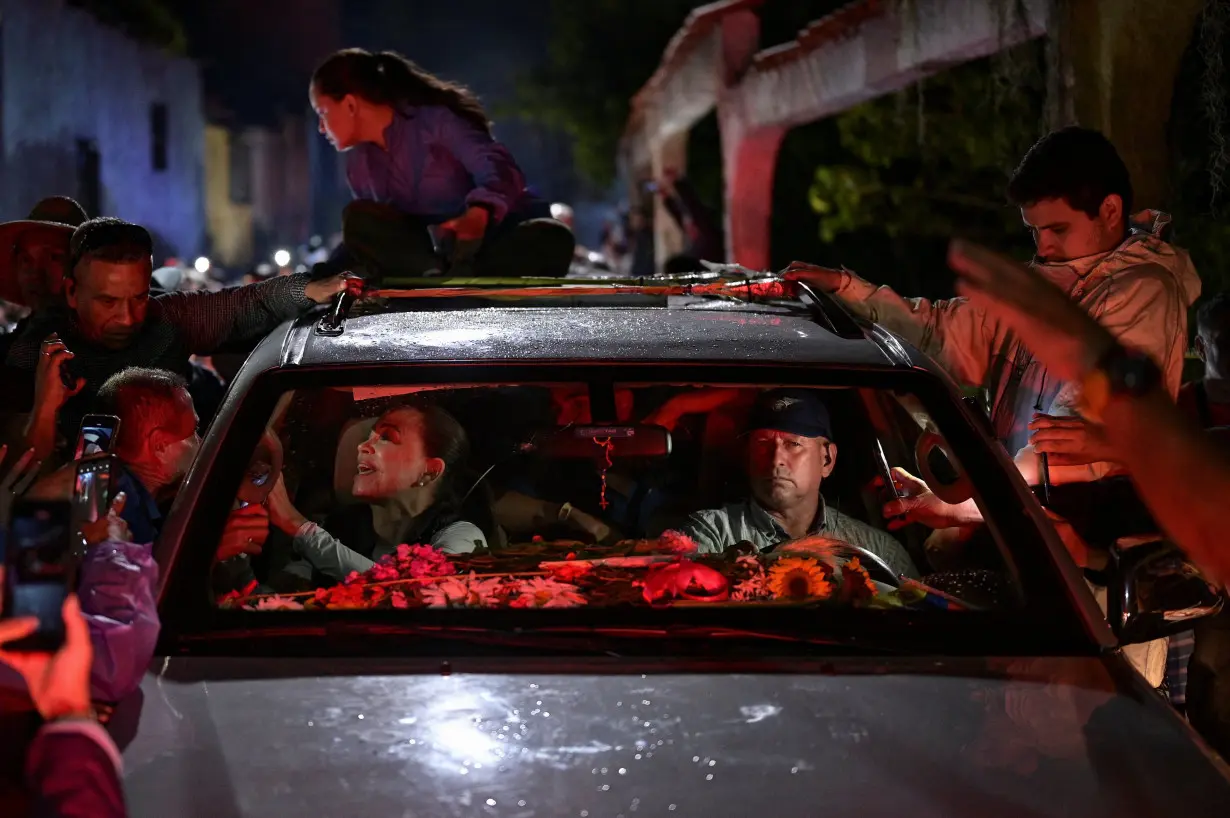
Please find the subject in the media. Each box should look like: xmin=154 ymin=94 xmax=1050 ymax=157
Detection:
xmin=341 ymin=0 xmax=576 ymax=200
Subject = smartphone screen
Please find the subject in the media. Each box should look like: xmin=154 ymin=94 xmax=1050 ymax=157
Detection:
xmin=72 ymin=456 xmax=115 ymax=550
xmin=2 ymin=501 xmax=73 ymax=652
xmin=74 ymin=414 xmax=121 ymax=461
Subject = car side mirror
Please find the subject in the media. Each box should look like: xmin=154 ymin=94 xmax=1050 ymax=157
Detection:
xmin=1107 ymin=539 xmax=1224 ymax=645
xmin=915 ymin=430 xmax=974 ymax=505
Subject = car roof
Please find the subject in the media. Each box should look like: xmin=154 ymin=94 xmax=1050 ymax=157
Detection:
xmin=272 ymin=300 xmax=921 ymax=369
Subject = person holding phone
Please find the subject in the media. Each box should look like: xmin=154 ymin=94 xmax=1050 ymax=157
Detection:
xmin=3 ymin=217 xmax=350 ymax=464
xmin=0 ymin=568 xmax=127 ymax=818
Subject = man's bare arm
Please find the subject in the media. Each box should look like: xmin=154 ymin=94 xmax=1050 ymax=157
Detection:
xmin=1098 ymin=389 xmax=1230 ymax=583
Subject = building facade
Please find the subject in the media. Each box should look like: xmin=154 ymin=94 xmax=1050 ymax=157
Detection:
xmin=0 ymin=0 xmax=206 ymax=260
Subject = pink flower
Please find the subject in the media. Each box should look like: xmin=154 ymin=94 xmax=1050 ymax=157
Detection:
xmin=658 ymin=530 xmax=699 ymax=555
xmin=391 ymin=591 xmax=410 ymax=609
xmin=344 ymin=571 xmax=362 ymax=585
xmin=396 ymin=544 xmax=413 ymax=561
xmin=369 ymin=561 xmax=400 ymax=582
xmin=510 ymin=577 xmax=587 ymax=609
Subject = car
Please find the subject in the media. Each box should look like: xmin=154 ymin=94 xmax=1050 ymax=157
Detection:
xmin=115 ymin=274 xmax=1228 ymax=817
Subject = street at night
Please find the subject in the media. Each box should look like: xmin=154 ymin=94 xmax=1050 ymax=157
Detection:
xmin=1 ymin=1 xmax=1230 ymax=815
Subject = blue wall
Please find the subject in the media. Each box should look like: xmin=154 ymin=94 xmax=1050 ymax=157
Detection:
xmin=0 ymin=0 xmax=206 ymax=260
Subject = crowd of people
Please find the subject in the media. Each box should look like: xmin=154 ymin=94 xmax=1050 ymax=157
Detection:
xmin=0 ymin=42 xmax=1228 ymax=814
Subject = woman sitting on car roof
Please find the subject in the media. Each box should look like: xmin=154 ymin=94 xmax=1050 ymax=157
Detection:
xmin=309 ymin=48 xmax=575 ymax=281
xmin=265 ymin=403 xmax=489 ymax=583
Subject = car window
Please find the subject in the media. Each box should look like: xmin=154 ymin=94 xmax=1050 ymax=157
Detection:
xmin=208 ymin=380 xmax=1022 ymax=613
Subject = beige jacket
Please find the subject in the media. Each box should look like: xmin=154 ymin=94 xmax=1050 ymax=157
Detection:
xmin=833 ymin=213 xmax=1201 ymax=483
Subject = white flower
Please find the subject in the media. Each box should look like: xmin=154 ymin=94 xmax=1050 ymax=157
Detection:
xmin=421 ymin=572 xmax=504 ymax=608
xmin=510 ymin=577 xmax=587 ymax=608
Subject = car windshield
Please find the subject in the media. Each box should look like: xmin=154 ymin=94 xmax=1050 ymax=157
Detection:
xmin=203 ymin=375 xmax=1030 ymax=616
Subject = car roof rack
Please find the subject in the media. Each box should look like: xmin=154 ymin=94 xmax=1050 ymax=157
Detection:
xmin=313 ymin=269 xmax=867 ymax=341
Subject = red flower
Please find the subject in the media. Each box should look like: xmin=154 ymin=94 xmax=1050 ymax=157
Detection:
xmin=217 ymin=579 xmax=259 ymax=608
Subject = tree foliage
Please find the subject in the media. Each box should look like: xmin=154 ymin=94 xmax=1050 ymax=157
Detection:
xmin=807 ymin=42 xmax=1047 ymax=252
xmin=1168 ymin=7 xmax=1230 ymax=301
xmin=511 ymin=0 xmax=857 ymax=190
xmin=67 ymin=0 xmax=187 ymax=55
xmin=507 ymin=0 xmax=706 ymax=189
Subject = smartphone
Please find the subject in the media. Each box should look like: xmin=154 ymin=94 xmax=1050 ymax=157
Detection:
xmin=74 ymin=414 xmax=121 ymax=461
xmin=71 ymin=455 xmax=116 ymax=553
xmin=2 ymin=500 xmax=75 ymax=652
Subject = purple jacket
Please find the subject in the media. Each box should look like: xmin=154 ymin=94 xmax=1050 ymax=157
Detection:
xmin=345 ymin=105 xmax=531 ymax=225
xmin=0 ymin=540 xmax=159 ymax=706
xmin=25 ymin=720 xmax=126 ymax=817
xmin=77 ymin=540 xmax=161 ymax=703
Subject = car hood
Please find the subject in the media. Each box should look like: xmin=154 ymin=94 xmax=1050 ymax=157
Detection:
xmin=114 ymin=654 xmax=1228 ymax=818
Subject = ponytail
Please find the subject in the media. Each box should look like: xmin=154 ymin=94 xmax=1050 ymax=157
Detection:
xmin=312 ymin=48 xmax=493 ymax=136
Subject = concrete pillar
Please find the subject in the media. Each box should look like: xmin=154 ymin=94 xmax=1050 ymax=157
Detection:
xmin=721 ymin=119 xmax=786 ymax=270
xmin=1055 ymin=0 xmax=1205 ymax=208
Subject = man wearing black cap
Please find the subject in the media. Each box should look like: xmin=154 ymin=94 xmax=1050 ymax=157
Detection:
xmin=681 ymin=388 xmax=919 ymax=578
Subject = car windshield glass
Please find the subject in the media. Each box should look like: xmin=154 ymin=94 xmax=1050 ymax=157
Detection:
xmin=208 ymin=380 xmax=1022 ymax=613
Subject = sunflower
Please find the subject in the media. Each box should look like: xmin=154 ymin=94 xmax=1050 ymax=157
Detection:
xmin=838 ymin=557 xmax=877 ymax=604
xmin=767 ymin=557 xmax=834 ymax=601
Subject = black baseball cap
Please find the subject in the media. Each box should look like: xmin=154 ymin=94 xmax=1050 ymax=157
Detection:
xmin=748 ymin=388 xmax=833 ymax=440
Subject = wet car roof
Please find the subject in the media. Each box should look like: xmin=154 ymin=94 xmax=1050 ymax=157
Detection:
xmin=279 ymin=304 xmax=914 ymax=369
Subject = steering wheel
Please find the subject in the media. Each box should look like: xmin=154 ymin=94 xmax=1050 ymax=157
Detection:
xmin=775 ymin=537 xmax=902 ymax=589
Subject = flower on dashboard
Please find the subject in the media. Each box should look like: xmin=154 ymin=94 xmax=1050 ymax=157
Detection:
xmin=838 ymin=558 xmax=877 ymax=604
xmin=368 ymin=561 xmax=401 ymax=582
xmin=545 ymin=561 xmax=592 ymax=582
xmin=314 ymin=582 xmax=370 ymax=609
xmin=391 ymin=590 xmax=410 ymax=609
xmin=731 ymin=572 xmax=769 ymax=601
xmin=509 ymin=577 xmax=587 ymax=608
xmin=216 ymin=579 xmax=259 ymax=609
xmin=767 ymin=557 xmax=833 ymax=601
xmin=391 ymin=543 xmax=456 ymax=578
xmin=250 ymin=595 xmax=305 ymax=611
xmin=421 ymin=572 xmax=504 ymax=608
xmin=731 ymin=555 xmax=769 ymax=601
xmin=657 ymin=530 xmax=699 ymax=555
